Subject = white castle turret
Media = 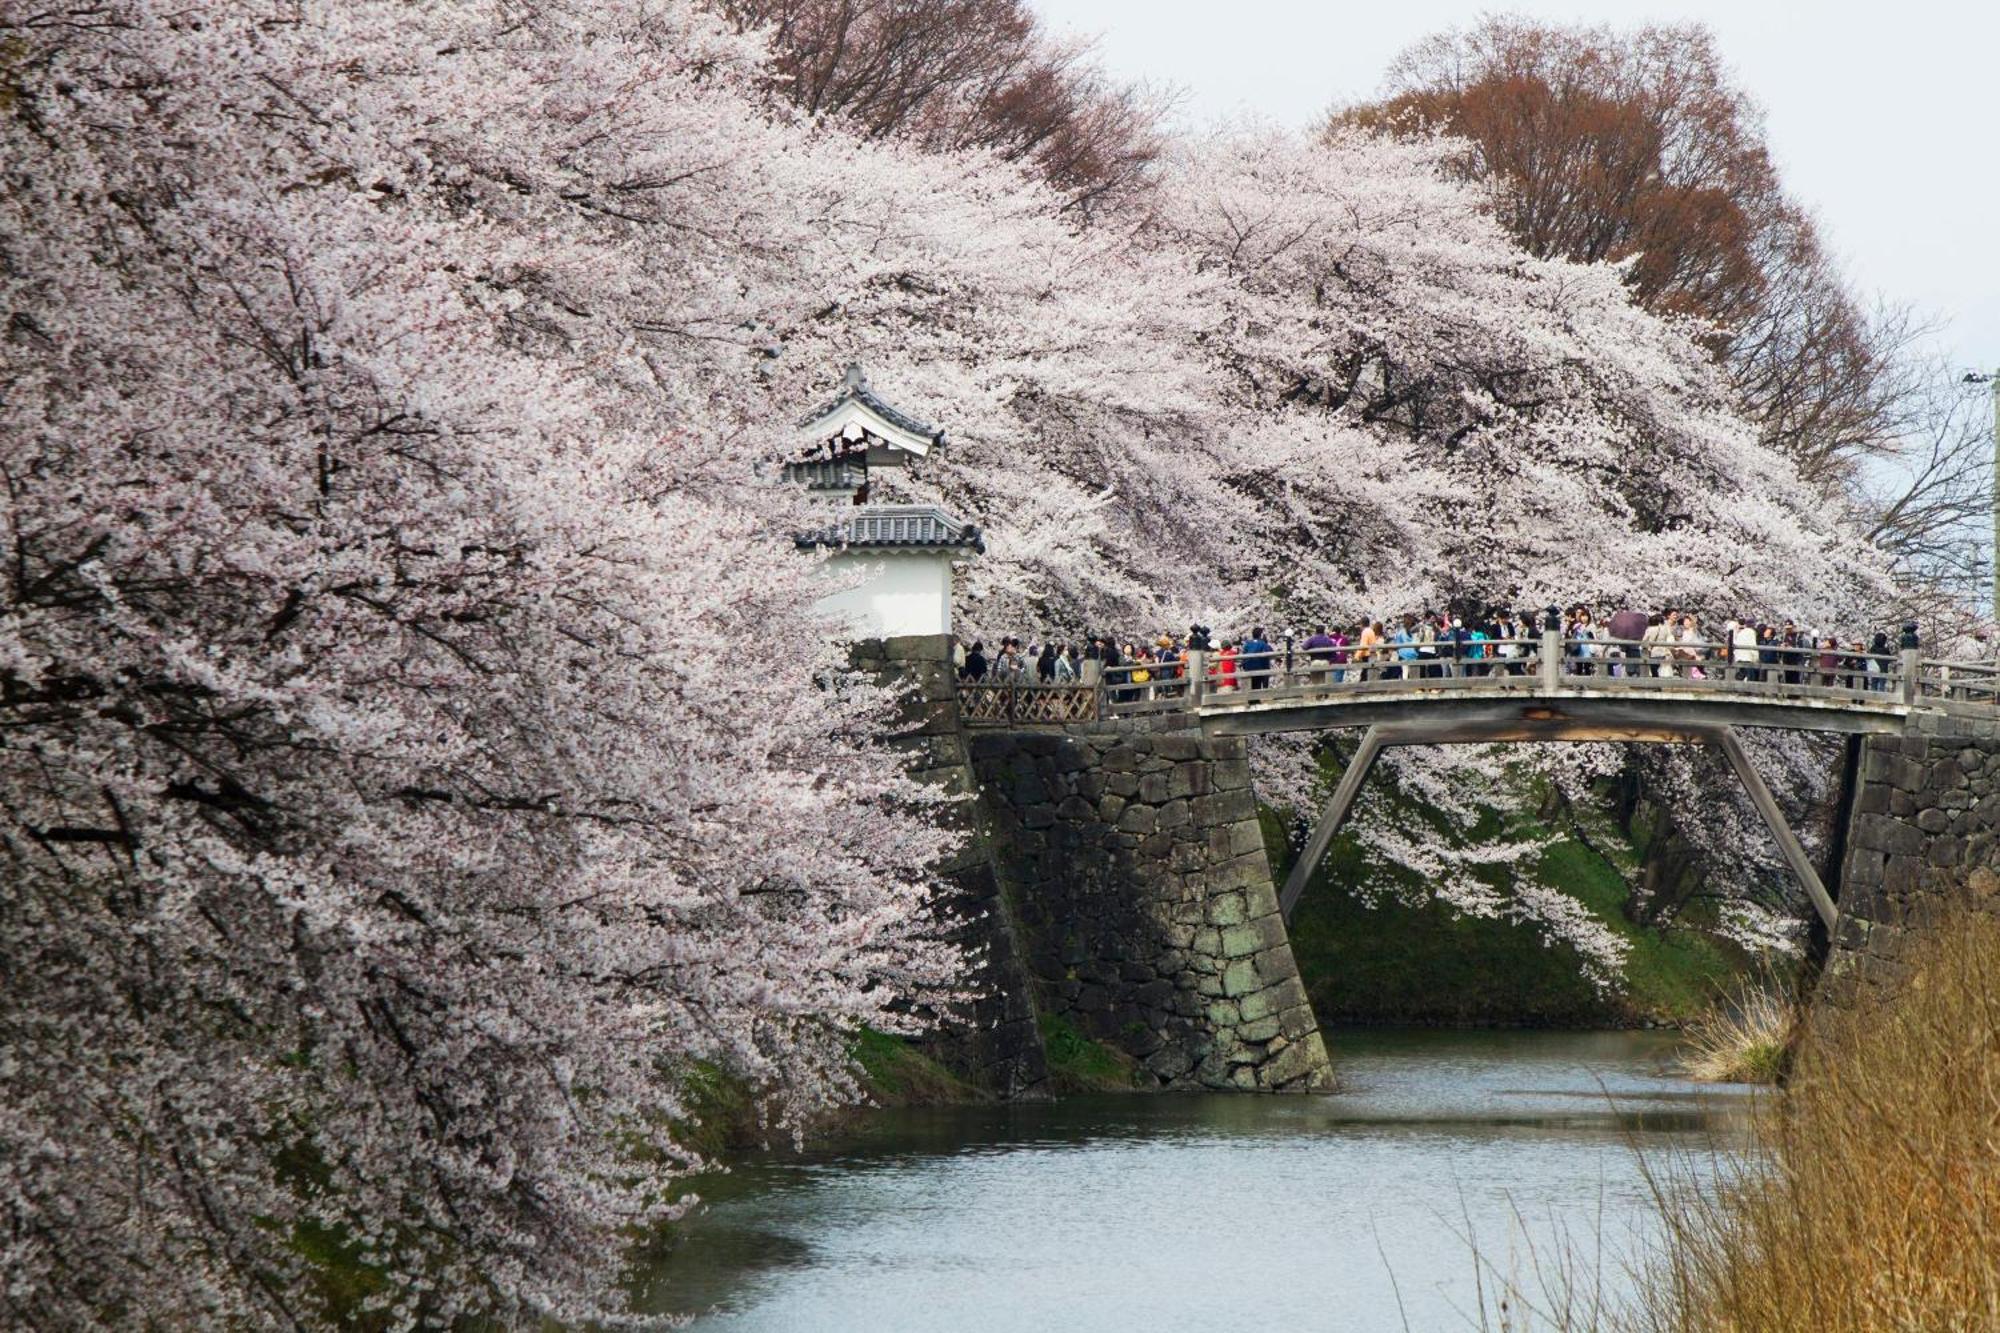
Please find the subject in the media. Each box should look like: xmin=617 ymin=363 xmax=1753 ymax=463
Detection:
xmin=790 ymin=365 xmax=982 ymax=638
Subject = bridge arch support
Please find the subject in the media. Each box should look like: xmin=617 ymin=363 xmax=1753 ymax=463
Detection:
xmin=1273 ymin=716 xmax=1840 ymax=934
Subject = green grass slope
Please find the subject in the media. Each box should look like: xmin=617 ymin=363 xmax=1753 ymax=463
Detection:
xmin=1268 ymin=758 xmax=1750 ymax=1027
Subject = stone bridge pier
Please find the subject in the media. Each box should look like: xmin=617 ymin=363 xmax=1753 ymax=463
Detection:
xmin=861 ymin=634 xmax=1331 ymax=1094
xmin=968 ymin=723 xmax=1332 ymax=1091
xmin=1826 ymin=710 xmax=2000 ymax=1000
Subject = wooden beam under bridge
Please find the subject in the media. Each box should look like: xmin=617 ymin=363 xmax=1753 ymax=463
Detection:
xmin=1274 ymin=720 xmax=1839 ymax=933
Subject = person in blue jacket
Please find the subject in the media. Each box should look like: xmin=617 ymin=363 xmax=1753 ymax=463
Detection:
xmin=1240 ymin=627 xmax=1274 ymax=690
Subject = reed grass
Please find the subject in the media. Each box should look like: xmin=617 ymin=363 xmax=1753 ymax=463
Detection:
xmin=1471 ymin=903 xmax=2000 ymax=1331
xmin=1634 ymin=904 xmax=2000 ymax=1331
xmin=1676 ymin=981 xmax=1796 ymax=1084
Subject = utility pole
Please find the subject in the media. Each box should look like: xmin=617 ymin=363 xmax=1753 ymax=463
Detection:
xmin=1974 ymin=369 xmax=2000 ymax=627
xmin=1992 ymin=370 xmax=2000 ymax=629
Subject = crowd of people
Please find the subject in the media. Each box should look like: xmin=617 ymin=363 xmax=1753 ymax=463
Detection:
xmin=957 ymin=606 xmax=1921 ymax=698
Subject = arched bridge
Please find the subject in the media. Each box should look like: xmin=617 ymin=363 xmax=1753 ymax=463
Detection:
xmin=959 ymin=633 xmax=2000 ymax=934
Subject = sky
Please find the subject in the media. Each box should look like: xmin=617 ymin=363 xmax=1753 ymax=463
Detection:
xmin=1032 ymin=0 xmax=2000 ymax=378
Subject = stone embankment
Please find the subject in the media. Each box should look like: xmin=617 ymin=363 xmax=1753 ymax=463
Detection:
xmin=859 ymin=634 xmax=1331 ymax=1094
xmin=969 ymin=723 xmax=1331 ymax=1091
xmin=1832 ymin=712 xmax=2000 ymax=999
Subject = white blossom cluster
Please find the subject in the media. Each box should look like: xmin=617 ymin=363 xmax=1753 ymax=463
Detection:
xmin=1 ymin=3 xmax=969 ymax=1326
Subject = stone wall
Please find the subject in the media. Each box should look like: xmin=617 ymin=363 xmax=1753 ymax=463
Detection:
xmin=855 ymin=635 xmax=1048 ymax=1096
xmin=967 ymin=720 xmax=1333 ymax=1092
xmin=1829 ymin=711 xmax=2000 ymax=1001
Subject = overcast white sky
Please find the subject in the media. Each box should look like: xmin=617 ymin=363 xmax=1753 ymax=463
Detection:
xmin=1033 ymin=0 xmax=2000 ymax=377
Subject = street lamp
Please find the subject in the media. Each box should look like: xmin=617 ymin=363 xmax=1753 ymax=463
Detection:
xmin=1967 ymin=369 xmax=2000 ymax=626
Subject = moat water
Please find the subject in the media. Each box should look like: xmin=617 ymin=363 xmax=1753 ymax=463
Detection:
xmin=637 ymin=1029 xmax=1751 ymax=1331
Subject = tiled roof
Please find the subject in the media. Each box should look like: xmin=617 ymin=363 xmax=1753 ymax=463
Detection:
xmin=796 ymin=364 xmax=947 ymax=447
xmin=796 ymin=504 xmax=984 ymax=554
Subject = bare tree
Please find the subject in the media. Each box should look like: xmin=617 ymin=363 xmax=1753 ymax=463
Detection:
xmin=716 ymin=0 xmax=1168 ymax=216
xmin=1860 ymin=369 xmax=1998 ymax=595
xmin=1335 ymin=16 xmax=1918 ymax=502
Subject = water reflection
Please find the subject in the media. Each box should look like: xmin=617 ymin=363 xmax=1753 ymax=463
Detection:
xmin=636 ymin=1028 xmax=1752 ymax=1330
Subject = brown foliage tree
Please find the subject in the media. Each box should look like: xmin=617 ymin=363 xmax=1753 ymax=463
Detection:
xmin=1339 ymin=17 xmax=1930 ymax=497
xmin=1349 ymin=20 xmax=1779 ymax=327
xmin=715 ymin=0 xmax=1164 ymax=216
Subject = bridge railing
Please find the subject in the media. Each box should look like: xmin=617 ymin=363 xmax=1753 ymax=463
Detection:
xmin=1097 ymin=634 xmax=1925 ymax=718
xmin=958 ymin=679 xmax=1101 ymax=725
xmin=1916 ymin=658 xmax=2000 ymax=705
xmin=1556 ymin=638 xmax=1904 ymax=702
xmin=957 ymin=635 xmax=2000 ymax=726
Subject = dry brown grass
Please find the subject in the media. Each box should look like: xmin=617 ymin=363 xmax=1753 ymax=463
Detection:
xmin=1629 ymin=905 xmax=2000 ymax=1332
xmin=1677 ymin=982 xmax=1797 ymax=1085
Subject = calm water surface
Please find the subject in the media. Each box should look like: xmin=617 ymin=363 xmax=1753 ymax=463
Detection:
xmin=638 ymin=1029 xmax=1752 ymax=1331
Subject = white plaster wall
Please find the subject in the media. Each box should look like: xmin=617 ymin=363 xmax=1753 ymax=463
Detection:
xmin=816 ymin=550 xmax=955 ymax=638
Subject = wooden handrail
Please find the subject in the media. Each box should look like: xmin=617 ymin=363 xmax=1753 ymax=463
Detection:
xmin=956 ymin=636 xmax=2000 ymax=726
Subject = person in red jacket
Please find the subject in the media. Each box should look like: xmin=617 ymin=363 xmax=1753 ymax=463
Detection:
xmin=1215 ymin=640 xmax=1239 ymax=692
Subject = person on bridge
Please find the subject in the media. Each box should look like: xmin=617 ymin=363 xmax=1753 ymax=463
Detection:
xmin=1675 ymin=615 xmax=1709 ymax=678
xmin=1464 ymin=620 xmax=1489 ymax=676
xmin=1037 ymin=642 xmax=1058 ymax=683
xmin=1215 ymin=639 xmax=1239 ymax=692
xmin=1441 ymin=616 xmax=1470 ymax=676
xmin=1643 ymin=614 xmax=1673 ymax=677
xmin=1302 ymin=625 xmax=1337 ymax=684
xmin=1102 ymin=638 xmax=1125 ymax=700
xmin=1414 ymin=615 xmax=1439 ymax=678
xmin=993 ymin=638 xmax=1022 ymax=680
xmin=1731 ymin=619 xmax=1760 ymax=682
xmin=1757 ymin=624 xmax=1780 ymax=679
xmin=1569 ymin=608 xmax=1600 ymax=675
xmin=1394 ymin=614 xmax=1421 ymax=680
xmin=1355 ymin=620 xmax=1384 ymax=681
xmin=1242 ymin=627 xmax=1275 ymax=689
xmin=1156 ymin=636 xmax=1183 ymax=697
xmin=1869 ymin=630 xmax=1893 ymax=691
xmin=1496 ymin=611 xmax=1530 ymax=674
xmin=1055 ymin=645 xmax=1079 ymax=684
xmin=1784 ymin=624 xmax=1816 ymax=684
xmin=1607 ymin=606 xmax=1648 ymax=676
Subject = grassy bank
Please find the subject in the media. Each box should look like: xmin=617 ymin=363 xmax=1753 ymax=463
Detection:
xmin=673 ymin=1027 xmax=991 ymax=1163
xmin=1038 ymin=1013 xmax=1144 ymax=1092
xmin=1269 ymin=758 xmax=1751 ymax=1027
xmin=1623 ymin=905 xmax=2000 ymax=1332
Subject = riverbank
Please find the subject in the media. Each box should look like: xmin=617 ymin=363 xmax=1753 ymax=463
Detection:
xmin=676 ymin=1012 xmax=1147 ymax=1167
xmin=1604 ymin=903 xmax=2000 ymax=1332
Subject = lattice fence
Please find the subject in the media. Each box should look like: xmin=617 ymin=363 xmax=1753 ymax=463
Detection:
xmin=959 ymin=683 xmax=1101 ymax=725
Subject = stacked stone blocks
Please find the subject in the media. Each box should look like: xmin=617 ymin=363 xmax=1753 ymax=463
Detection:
xmin=1828 ymin=711 xmax=2000 ymax=1002
xmin=968 ymin=722 xmax=1332 ymax=1092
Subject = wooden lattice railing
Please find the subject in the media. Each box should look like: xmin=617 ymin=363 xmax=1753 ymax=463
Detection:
xmin=958 ymin=682 xmax=1101 ymax=725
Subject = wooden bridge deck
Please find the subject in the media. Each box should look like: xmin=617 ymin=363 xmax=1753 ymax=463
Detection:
xmin=959 ymin=634 xmax=2000 ymax=739
xmin=952 ymin=633 xmax=2000 ymax=933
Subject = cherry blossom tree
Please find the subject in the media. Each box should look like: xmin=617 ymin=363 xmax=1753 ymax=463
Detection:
xmin=902 ymin=126 xmax=1886 ymax=957
xmin=1 ymin=3 xmax=963 ymax=1325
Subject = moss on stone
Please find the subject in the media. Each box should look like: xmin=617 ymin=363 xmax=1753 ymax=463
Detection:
xmin=1037 ymin=1013 xmax=1143 ymax=1092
